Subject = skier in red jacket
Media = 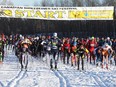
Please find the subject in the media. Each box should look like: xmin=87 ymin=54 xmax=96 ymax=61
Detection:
xmin=62 ymin=39 xmax=70 ymax=64
xmin=87 ymin=37 xmax=97 ymax=64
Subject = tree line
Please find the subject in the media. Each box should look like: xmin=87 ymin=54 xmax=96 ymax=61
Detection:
xmin=0 ymin=0 xmax=116 ymax=7
xmin=0 ymin=18 xmax=115 ymax=38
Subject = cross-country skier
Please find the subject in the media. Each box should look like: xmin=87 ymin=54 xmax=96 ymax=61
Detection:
xmin=87 ymin=37 xmax=97 ymax=64
xmin=19 ymin=36 xmax=32 ymax=70
xmin=71 ymin=40 xmax=77 ymax=66
xmin=0 ymin=35 xmax=4 ymax=62
xmin=77 ymin=44 xmax=89 ymax=70
xmin=50 ymin=33 xmax=60 ymax=70
xmin=62 ymin=39 xmax=70 ymax=64
xmin=101 ymin=43 xmax=113 ymax=69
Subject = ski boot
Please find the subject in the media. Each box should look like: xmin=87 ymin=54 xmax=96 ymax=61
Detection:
xmin=55 ymin=60 xmax=57 ymax=70
xmin=50 ymin=65 xmax=53 ymax=70
xmin=106 ymin=64 xmax=108 ymax=69
xmin=115 ymin=60 xmax=116 ymax=66
xmin=96 ymin=63 xmax=98 ymax=67
xmin=71 ymin=63 xmax=73 ymax=66
xmin=55 ymin=65 xmax=57 ymax=70
xmin=21 ymin=66 xmax=23 ymax=71
xmin=110 ymin=60 xmax=112 ymax=65
xmin=50 ymin=59 xmax=53 ymax=69
xmin=25 ymin=66 xmax=27 ymax=71
xmin=82 ymin=67 xmax=84 ymax=70
xmin=77 ymin=67 xmax=79 ymax=70
xmin=101 ymin=64 xmax=104 ymax=68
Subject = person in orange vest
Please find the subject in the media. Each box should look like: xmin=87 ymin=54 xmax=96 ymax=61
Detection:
xmin=101 ymin=43 xmax=113 ymax=69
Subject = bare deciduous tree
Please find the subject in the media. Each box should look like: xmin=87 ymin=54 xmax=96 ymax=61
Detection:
xmin=0 ymin=0 xmax=7 ymax=5
xmin=0 ymin=0 xmax=115 ymax=7
xmin=102 ymin=0 xmax=116 ymax=6
xmin=34 ymin=1 xmax=39 ymax=6
xmin=7 ymin=0 xmax=13 ymax=5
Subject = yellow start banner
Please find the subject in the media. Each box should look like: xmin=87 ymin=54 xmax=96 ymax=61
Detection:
xmin=0 ymin=6 xmax=114 ymax=20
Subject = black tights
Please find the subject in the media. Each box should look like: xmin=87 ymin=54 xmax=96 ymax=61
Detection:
xmin=77 ymin=56 xmax=84 ymax=70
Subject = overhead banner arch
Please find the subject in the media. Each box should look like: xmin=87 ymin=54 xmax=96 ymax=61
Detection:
xmin=0 ymin=6 xmax=114 ymax=20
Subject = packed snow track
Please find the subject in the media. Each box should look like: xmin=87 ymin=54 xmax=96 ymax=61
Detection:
xmin=0 ymin=49 xmax=116 ymax=87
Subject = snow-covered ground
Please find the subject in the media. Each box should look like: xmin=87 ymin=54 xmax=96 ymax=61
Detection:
xmin=0 ymin=49 xmax=116 ymax=87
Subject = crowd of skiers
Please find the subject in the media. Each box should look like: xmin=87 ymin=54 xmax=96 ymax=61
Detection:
xmin=0 ymin=33 xmax=116 ymax=70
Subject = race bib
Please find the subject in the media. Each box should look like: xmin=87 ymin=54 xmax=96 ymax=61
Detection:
xmin=59 ymin=47 xmax=61 ymax=50
xmin=23 ymin=48 xmax=27 ymax=52
xmin=47 ymin=47 xmax=51 ymax=51
xmin=65 ymin=47 xmax=69 ymax=49
xmin=90 ymin=44 xmax=94 ymax=47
